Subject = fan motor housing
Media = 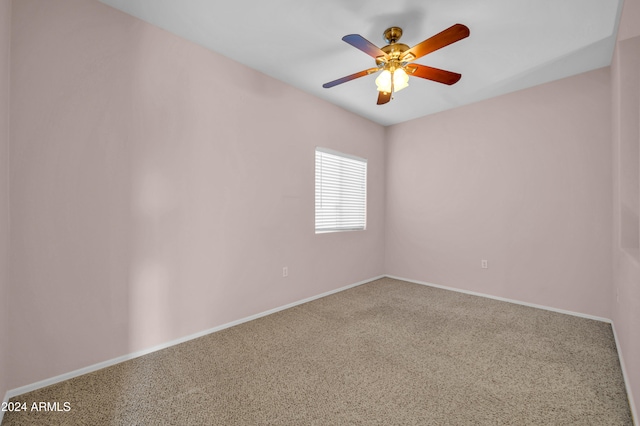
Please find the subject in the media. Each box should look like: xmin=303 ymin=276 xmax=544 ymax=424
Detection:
xmin=376 ymin=43 xmax=410 ymax=65
xmin=376 ymin=27 xmax=410 ymax=65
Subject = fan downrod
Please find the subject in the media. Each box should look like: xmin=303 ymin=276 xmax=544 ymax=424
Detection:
xmin=383 ymin=27 xmax=403 ymax=44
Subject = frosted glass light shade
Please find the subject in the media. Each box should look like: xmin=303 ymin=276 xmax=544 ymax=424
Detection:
xmin=393 ymin=68 xmax=409 ymax=92
xmin=375 ymin=70 xmax=392 ymax=93
xmin=375 ymin=68 xmax=409 ymax=93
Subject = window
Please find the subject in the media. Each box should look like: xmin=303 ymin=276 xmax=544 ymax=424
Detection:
xmin=315 ymin=147 xmax=367 ymax=233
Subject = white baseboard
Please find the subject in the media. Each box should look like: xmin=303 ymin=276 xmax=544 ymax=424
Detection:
xmin=385 ymin=274 xmax=612 ymax=323
xmin=611 ymin=322 xmax=639 ymax=426
xmin=1 ymin=274 xmax=384 ymax=417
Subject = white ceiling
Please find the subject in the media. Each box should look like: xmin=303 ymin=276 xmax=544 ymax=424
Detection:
xmin=98 ymin=0 xmax=623 ymax=126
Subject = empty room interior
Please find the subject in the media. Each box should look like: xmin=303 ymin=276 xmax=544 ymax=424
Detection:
xmin=1 ymin=0 xmax=639 ymax=424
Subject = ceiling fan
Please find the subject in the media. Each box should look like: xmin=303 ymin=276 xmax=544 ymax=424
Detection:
xmin=322 ymin=24 xmax=470 ymax=105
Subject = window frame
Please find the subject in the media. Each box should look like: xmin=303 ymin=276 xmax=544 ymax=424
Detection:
xmin=315 ymin=147 xmax=368 ymax=234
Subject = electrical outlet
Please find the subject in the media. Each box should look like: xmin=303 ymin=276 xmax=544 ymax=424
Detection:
xmin=283 ymin=267 xmax=288 ymax=277
xmin=481 ymin=260 xmax=488 ymax=269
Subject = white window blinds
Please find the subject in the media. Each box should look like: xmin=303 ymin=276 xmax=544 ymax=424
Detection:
xmin=315 ymin=147 xmax=367 ymax=233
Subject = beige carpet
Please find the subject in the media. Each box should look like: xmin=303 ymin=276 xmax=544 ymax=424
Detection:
xmin=2 ymin=277 xmax=633 ymax=425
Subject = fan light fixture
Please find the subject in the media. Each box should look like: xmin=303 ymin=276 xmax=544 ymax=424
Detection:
xmin=375 ymin=68 xmax=409 ymax=93
xmin=322 ymin=24 xmax=469 ymax=105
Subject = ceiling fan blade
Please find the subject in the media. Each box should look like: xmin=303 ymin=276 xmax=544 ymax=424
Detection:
xmin=342 ymin=34 xmax=387 ymax=59
xmin=322 ymin=67 xmax=379 ymax=88
xmin=407 ymin=64 xmax=461 ymax=85
xmin=377 ymin=91 xmax=391 ymax=105
xmin=402 ymin=24 xmax=469 ymax=62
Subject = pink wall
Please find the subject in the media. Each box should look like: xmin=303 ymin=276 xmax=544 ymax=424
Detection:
xmin=7 ymin=0 xmax=385 ymax=390
xmin=618 ymin=0 xmax=640 ymax=41
xmin=0 ymin=0 xmax=10 ymax=400
xmin=385 ymin=68 xmax=613 ymax=319
xmin=612 ymin=0 xmax=640 ymax=414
